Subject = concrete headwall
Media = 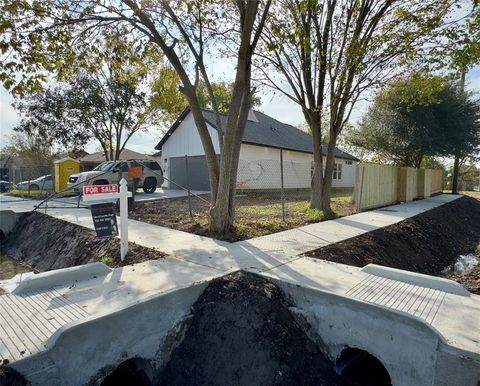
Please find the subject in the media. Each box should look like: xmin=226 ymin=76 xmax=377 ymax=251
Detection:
xmin=273 ymin=280 xmax=444 ymax=386
xmin=11 ymin=283 xmax=208 ymax=386
xmin=433 ymin=343 xmax=480 ymax=386
xmin=0 ymin=210 xmax=23 ymax=238
xmin=9 ymin=270 xmax=479 ymax=386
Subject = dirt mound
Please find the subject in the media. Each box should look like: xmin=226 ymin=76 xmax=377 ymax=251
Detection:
xmin=0 ymin=364 xmax=27 ymax=386
xmin=0 ymin=212 xmax=166 ymax=273
xmin=158 ymin=271 xmax=348 ymax=386
xmin=306 ymin=196 xmax=480 ymax=293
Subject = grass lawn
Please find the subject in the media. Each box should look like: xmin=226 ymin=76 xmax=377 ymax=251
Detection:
xmin=128 ymin=191 xmax=355 ymax=241
xmin=1 ymin=189 xmax=52 ymax=199
xmin=461 ymin=190 xmax=480 ymax=200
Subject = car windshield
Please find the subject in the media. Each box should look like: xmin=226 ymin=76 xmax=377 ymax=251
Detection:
xmin=94 ymin=162 xmax=115 ymax=172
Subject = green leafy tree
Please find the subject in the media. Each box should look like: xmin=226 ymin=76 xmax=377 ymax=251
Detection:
xmin=1 ymin=0 xmax=272 ymax=234
xmin=15 ymin=75 xmax=159 ymax=161
xmin=150 ymin=69 xmax=261 ymax=121
xmin=0 ymin=131 xmax=55 ymax=177
xmin=440 ymin=3 xmax=480 ymax=193
xmin=347 ymin=76 xmax=480 ymax=168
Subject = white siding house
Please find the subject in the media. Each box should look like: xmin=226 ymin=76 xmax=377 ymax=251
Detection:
xmin=156 ymin=109 xmax=359 ymax=191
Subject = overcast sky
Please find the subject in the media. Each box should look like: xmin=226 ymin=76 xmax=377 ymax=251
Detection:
xmin=1 ymin=64 xmax=479 ymax=157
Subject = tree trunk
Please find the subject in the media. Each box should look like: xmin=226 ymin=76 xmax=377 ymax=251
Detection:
xmin=208 ymin=1 xmax=263 ymax=235
xmin=310 ymin=114 xmax=324 ymax=209
xmin=452 ymin=154 xmax=460 ymax=194
xmin=209 ymin=83 xmax=251 ymax=234
xmin=321 ymin=135 xmax=337 ymax=216
xmin=183 ymin=89 xmax=220 ymax=201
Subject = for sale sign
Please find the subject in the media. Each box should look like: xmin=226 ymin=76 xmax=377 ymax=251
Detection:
xmin=83 ymin=184 xmax=118 ymax=195
xmin=90 ymin=202 xmax=118 ymax=238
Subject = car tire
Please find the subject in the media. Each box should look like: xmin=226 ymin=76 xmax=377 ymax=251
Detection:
xmin=93 ymin=179 xmax=109 ymax=185
xmin=0 ymin=185 xmax=6 ymax=193
xmin=30 ymin=184 xmax=39 ymax=191
xmin=142 ymin=177 xmax=157 ymax=194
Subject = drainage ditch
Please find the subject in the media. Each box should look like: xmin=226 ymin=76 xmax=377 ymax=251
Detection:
xmin=0 ymin=212 xmax=166 ymax=272
xmin=306 ymin=196 xmax=480 ymax=294
xmin=93 ymin=272 xmax=391 ymax=386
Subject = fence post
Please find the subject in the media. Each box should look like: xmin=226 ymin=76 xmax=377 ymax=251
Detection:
xmin=280 ymin=149 xmax=285 ymax=222
xmin=185 ymin=155 xmax=193 ymax=220
xmin=354 ymin=164 xmax=364 ymax=212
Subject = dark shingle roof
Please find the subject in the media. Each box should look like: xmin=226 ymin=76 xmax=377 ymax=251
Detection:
xmin=155 ymin=108 xmax=360 ymax=162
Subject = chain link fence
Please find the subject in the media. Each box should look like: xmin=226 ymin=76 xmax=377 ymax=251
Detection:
xmin=0 ymin=157 xmax=355 ymax=239
xmin=235 ymin=155 xmax=355 ymax=225
xmin=0 ymin=165 xmax=54 ymax=198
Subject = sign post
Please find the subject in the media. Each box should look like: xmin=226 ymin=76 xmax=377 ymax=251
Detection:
xmin=119 ymin=179 xmax=128 ymax=260
xmin=83 ymin=178 xmax=132 ymax=260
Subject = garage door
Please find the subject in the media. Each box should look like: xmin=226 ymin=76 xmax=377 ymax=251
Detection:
xmin=169 ymin=155 xmax=211 ymax=191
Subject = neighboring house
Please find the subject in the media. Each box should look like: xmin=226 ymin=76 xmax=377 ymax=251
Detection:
xmin=79 ymin=148 xmax=159 ymax=171
xmin=155 ymin=108 xmax=360 ymax=191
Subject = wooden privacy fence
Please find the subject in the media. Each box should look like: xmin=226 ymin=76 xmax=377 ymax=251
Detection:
xmin=354 ymin=164 xmax=443 ymax=212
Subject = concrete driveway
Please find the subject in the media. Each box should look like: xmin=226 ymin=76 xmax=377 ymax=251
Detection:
xmin=133 ymin=188 xmax=209 ymax=202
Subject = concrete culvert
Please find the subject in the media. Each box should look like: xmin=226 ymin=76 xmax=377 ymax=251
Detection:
xmin=100 ymin=358 xmax=154 ymax=386
xmin=335 ymin=347 xmax=392 ymax=386
xmin=158 ymin=271 xmax=349 ymax=386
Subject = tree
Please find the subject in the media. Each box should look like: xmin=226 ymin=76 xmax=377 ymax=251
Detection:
xmin=14 ymin=75 xmax=158 ymax=161
xmin=0 ymin=131 xmax=55 ymax=181
xmin=439 ymin=2 xmax=480 ymax=193
xmin=1 ymin=131 xmax=55 ymax=166
xmin=9 ymin=27 xmax=168 ymax=161
xmin=150 ymin=69 xmax=261 ymax=122
xmin=1 ymin=0 xmax=272 ymax=234
xmin=347 ymin=76 xmax=480 ymax=168
xmin=257 ymin=0 xmax=468 ymax=214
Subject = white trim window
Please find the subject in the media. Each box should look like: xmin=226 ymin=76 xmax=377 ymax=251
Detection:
xmin=333 ymin=163 xmax=343 ymax=180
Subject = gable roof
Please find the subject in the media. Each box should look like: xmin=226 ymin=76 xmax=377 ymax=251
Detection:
xmin=80 ymin=148 xmax=155 ymax=163
xmin=155 ymin=108 xmax=360 ymax=162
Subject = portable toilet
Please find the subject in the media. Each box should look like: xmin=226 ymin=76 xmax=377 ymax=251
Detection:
xmin=54 ymin=157 xmax=80 ymax=192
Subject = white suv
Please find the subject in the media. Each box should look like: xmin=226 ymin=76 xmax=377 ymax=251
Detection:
xmin=67 ymin=159 xmax=164 ymax=194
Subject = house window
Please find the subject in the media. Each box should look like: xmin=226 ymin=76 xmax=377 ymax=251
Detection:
xmin=333 ymin=163 xmax=343 ymax=180
xmin=345 ymin=160 xmax=353 ymax=165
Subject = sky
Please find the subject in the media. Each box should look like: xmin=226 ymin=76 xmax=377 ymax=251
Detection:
xmin=1 ymin=63 xmax=479 ymax=157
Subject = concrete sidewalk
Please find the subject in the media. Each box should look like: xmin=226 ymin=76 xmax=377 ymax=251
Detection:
xmin=0 ymin=194 xmax=462 ymax=270
xmin=1 ymin=192 xmax=479 ymax=383
xmin=237 ymin=194 xmax=460 ymax=258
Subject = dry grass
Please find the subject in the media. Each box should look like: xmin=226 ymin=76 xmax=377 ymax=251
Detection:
xmin=461 ymin=191 xmax=480 ymax=201
xmin=128 ymin=192 xmax=355 ymax=241
xmin=1 ymin=189 xmax=51 ymax=199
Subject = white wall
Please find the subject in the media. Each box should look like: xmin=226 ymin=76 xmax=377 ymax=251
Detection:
xmin=161 ymin=113 xmax=220 ymax=188
xmin=160 ymin=113 xmax=356 ymax=189
xmin=237 ymin=143 xmax=356 ymax=189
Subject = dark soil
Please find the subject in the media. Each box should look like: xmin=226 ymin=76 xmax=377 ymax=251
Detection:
xmin=0 ymin=364 xmax=27 ymax=386
xmin=158 ymin=271 xmax=350 ymax=386
xmin=0 ymin=212 xmax=166 ymax=273
xmin=306 ymin=196 xmax=480 ymax=294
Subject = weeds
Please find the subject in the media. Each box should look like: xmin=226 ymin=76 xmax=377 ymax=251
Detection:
xmin=99 ymin=256 xmax=113 ymax=266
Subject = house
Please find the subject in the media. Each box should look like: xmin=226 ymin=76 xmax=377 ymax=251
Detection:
xmin=155 ymin=108 xmax=360 ymax=191
xmin=79 ymin=148 xmax=160 ymax=171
